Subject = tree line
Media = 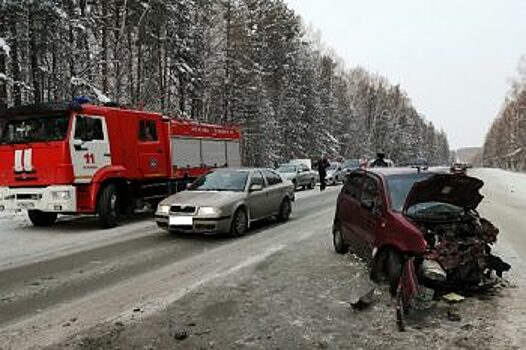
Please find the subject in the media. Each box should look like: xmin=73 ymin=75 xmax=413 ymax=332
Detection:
xmin=483 ymin=58 xmax=526 ymax=171
xmin=0 ymin=0 xmax=450 ymax=166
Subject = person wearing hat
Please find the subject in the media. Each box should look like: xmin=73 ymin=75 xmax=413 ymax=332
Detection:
xmin=371 ymin=152 xmax=388 ymax=168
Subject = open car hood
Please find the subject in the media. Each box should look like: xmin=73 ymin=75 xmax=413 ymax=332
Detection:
xmin=404 ymin=174 xmax=484 ymax=212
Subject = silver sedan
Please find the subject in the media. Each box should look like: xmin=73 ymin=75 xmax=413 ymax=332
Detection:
xmin=155 ymin=168 xmax=295 ymax=236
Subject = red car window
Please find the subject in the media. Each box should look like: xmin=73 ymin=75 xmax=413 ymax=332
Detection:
xmin=361 ymin=175 xmax=384 ymax=210
xmin=343 ymin=174 xmax=364 ymax=199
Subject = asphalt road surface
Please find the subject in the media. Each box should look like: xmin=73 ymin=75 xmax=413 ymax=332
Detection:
xmin=0 ymin=169 xmax=524 ymax=350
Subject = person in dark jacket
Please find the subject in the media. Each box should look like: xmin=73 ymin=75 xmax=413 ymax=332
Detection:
xmin=318 ymin=156 xmax=330 ymax=191
xmin=371 ymin=152 xmax=388 ymax=168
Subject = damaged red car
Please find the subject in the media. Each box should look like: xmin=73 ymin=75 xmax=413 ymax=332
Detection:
xmin=332 ymin=168 xmax=510 ymax=295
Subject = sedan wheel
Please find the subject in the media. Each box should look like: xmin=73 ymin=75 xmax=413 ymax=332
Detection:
xmin=230 ymin=208 xmax=248 ymax=237
xmin=308 ymin=178 xmax=315 ymax=189
xmin=277 ymin=198 xmax=292 ymax=222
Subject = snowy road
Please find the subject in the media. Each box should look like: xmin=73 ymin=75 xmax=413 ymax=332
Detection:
xmin=0 ymin=170 xmax=525 ymax=349
xmin=0 ymin=187 xmax=341 ymax=349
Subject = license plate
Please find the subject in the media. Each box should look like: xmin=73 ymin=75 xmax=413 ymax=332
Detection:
xmin=18 ymin=202 xmax=35 ymax=209
xmin=169 ymin=216 xmax=193 ymax=226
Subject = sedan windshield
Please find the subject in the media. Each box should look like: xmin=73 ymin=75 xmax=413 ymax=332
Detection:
xmin=276 ymin=165 xmax=297 ymax=173
xmin=189 ymin=171 xmax=249 ymax=192
xmin=386 ymin=173 xmax=433 ymax=212
xmin=0 ymin=115 xmax=70 ymax=144
xmin=342 ymin=159 xmax=359 ymax=169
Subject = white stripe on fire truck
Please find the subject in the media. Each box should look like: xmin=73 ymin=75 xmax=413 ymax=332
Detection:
xmin=14 ymin=150 xmax=23 ymax=172
xmin=23 ymin=148 xmax=33 ymax=172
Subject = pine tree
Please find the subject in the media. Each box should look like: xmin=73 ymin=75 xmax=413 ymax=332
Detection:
xmin=0 ymin=0 xmax=450 ymax=166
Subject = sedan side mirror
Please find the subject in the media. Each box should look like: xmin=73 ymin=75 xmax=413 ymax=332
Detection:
xmin=250 ymin=184 xmax=263 ymax=192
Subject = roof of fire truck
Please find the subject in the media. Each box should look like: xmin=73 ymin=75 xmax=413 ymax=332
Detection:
xmin=0 ymin=100 xmax=241 ymax=140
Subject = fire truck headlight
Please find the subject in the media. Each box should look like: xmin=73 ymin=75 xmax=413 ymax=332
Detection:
xmin=52 ymin=191 xmax=71 ymax=200
xmin=157 ymin=205 xmax=171 ymax=216
xmin=198 ymin=206 xmax=220 ymax=216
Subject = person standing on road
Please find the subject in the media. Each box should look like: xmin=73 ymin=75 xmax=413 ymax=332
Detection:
xmin=371 ymin=152 xmax=388 ymax=168
xmin=318 ymin=156 xmax=330 ymax=191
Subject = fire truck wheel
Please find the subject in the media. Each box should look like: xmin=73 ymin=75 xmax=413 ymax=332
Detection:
xmin=230 ymin=208 xmax=248 ymax=237
xmin=28 ymin=210 xmax=57 ymax=227
xmin=98 ymin=184 xmax=120 ymax=229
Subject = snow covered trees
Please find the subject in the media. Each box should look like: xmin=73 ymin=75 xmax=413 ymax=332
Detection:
xmin=483 ymin=58 xmax=526 ymax=171
xmin=0 ymin=0 xmax=449 ymax=166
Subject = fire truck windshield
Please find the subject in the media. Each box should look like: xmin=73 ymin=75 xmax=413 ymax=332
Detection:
xmin=0 ymin=115 xmax=70 ymax=144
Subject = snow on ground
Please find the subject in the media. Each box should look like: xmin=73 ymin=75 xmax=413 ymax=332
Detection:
xmin=0 ymin=186 xmax=340 ymax=271
xmin=470 ymin=168 xmax=526 ymax=349
xmin=1 ymin=169 xmax=525 ymax=349
xmin=46 ymin=169 xmax=526 ymax=349
xmin=294 ymin=184 xmax=341 ymax=201
xmin=472 ymin=168 xmax=526 ymax=265
xmin=47 ymin=168 xmax=526 ymax=350
xmin=0 ymin=212 xmax=158 ymax=270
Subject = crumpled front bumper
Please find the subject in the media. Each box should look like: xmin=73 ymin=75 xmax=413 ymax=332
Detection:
xmin=0 ymin=186 xmax=77 ymax=213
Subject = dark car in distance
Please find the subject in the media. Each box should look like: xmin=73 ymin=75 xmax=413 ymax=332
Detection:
xmin=450 ymin=162 xmax=468 ymax=175
xmin=402 ymin=157 xmax=429 ymax=170
xmin=332 ymin=168 xmax=509 ymax=294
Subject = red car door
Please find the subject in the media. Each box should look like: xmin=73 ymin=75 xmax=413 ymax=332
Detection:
xmin=354 ymin=174 xmax=386 ymax=260
xmin=337 ymin=173 xmax=369 ymax=256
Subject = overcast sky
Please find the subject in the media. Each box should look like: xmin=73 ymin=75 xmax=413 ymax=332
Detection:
xmin=285 ymin=0 xmax=526 ymax=149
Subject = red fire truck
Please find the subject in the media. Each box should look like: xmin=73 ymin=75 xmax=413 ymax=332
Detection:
xmin=0 ymin=101 xmax=241 ymax=228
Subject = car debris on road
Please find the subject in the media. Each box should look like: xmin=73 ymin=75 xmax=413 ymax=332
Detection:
xmin=442 ymin=292 xmax=465 ymax=303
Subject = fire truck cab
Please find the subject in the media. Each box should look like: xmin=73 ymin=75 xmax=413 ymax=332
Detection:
xmin=0 ymin=101 xmax=241 ymax=228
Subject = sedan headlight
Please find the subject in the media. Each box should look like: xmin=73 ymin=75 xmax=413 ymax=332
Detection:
xmin=198 ymin=206 xmax=220 ymax=216
xmin=156 ymin=204 xmax=171 ymax=215
xmin=52 ymin=191 xmax=71 ymax=200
